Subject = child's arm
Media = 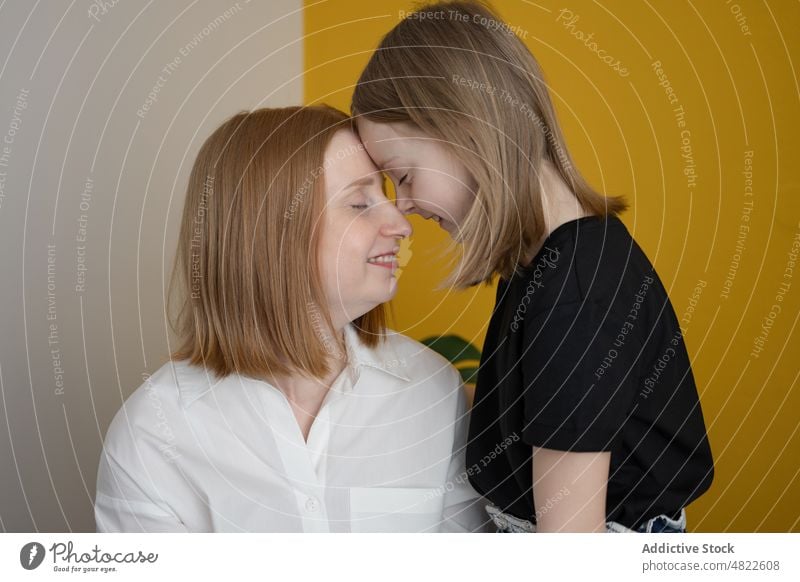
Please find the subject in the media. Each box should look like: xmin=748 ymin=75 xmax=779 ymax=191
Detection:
xmin=531 ymin=447 xmax=610 ymax=532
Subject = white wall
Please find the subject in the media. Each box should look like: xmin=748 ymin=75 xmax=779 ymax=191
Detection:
xmin=0 ymin=0 xmax=304 ymax=532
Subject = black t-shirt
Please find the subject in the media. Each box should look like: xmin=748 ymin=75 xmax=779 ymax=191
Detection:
xmin=466 ymin=214 xmax=714 ymax=529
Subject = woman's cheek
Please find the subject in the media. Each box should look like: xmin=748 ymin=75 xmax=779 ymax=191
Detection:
xmin=357 ymin=211 xmax=382 ymax=236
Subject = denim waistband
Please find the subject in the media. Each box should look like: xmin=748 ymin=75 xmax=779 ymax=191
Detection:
xmin=485 ymin=505 xmax=687 ymax=533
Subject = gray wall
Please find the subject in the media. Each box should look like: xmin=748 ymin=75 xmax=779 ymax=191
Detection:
xmin=0 ymin=0 xmax=304 ymax=532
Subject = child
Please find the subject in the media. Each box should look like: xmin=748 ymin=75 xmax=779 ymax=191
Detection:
xmin=352 ymin=1 xmax=713 ymax=532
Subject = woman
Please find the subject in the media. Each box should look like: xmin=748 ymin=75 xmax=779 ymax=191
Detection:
xmin=94 ymin=105 xmax=488 ymax=532
xmin=352 ymin=1 xmax=714 ymax=532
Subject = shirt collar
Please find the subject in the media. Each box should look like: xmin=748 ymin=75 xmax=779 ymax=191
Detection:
xmin=342 ymin=323 xmax=411 ymax=384
xmin=176 ymin=323 xmax=410 ymax=408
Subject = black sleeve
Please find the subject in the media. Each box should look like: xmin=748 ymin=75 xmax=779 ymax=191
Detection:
xmin=521 ymin=300 xmax=643 ymax=452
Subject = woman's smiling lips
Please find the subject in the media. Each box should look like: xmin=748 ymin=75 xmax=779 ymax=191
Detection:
xmin=366 ymin=248 xmax=400 ymax=270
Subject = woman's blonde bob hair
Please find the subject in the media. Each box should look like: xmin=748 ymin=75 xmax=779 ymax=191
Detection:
xmin=352 ymin=0 xmax=627 ymax=288
xmin=168 ymin=105 xmax=385 ymax=381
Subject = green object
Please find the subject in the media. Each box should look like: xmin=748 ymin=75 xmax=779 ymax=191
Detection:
xmin=421 ymin=335 xmax=481 ymax=385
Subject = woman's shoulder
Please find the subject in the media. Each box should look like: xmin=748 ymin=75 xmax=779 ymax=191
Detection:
xmin=377 ymin=330 xmax=462 ymax=387
xmin=102 ymin=361 xmax=193 ymax=455
xmin=372 ymin=331 xmax=466 ymax=417
xmin=122 ymin=360 xmax=190 ymax=411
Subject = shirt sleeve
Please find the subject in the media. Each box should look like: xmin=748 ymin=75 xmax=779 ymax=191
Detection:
xmin=521 ymin=300 xmax=642 ymax=452
xmin=95 ymin=432 xmax=189 ymax=533
xmin=440 ymin=371 xmax=493 ymax=533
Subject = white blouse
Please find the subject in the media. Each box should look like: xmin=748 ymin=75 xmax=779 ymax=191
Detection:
xmin=95 ymin=324 xmax=490 ymax=532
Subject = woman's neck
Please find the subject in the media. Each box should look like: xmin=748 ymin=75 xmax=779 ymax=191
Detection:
xmin=268 ymin=324 xmax=348 ymax=442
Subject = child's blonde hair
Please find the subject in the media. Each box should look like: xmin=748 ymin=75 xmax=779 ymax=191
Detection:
xmin=352 ymin=0 xmax=627 ymax=287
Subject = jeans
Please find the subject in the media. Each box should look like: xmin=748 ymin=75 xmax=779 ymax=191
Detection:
xmin=485 ymin=504 xmax=687 ymax=533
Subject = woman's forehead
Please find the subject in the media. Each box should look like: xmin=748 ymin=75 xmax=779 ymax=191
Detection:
xmin=324 ymin=130 xmax=381 ymax=192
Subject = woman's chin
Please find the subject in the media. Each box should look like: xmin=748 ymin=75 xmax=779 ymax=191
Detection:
xmin=344 ymin=291 xmax=398 ymax=321
xmin=367 ymin=280 xmax=399 ymax=307
xmin=366 ymin=270 xmax=400 ymax=300
xmin=385 ymin=275 xmax=399 ymax=299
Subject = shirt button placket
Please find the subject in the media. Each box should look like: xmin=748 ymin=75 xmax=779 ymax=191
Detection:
xmin=305 ymin=496 xmax=320 ymax=513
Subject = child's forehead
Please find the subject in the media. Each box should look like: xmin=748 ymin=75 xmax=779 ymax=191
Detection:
xmin=358 ymin=118 xmax=420 ymax=141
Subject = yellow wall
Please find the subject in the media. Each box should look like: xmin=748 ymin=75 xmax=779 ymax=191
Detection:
xmin=304 ymin=0 xmax=800 ymax=532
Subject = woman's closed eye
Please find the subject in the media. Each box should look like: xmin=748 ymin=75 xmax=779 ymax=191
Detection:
xmin=346 ymin=190 xmax=372 ymax=210
xmin=349 ymin=193 xmax=384 ymax=210
xmin=350 ymin=186 xmax=394 ymax=211
xmin=397 ymin=173 xmax=409 ymax=186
